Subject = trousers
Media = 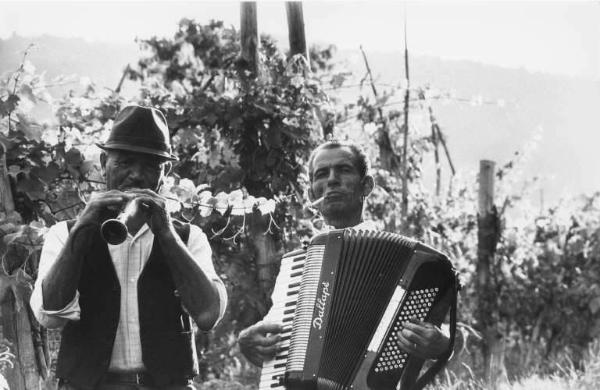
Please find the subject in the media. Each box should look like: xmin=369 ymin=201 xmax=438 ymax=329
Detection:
xmin=58 ymin=381 xmax=196 ymax=390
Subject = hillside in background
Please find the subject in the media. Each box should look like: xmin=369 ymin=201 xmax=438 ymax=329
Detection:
xmin=0 ymin=34 xmax=139 ymax=93
xmin=1 ymin=34 xmax=599 ymax=205
xmin=338 ymin=49 xmax=600 ymax=203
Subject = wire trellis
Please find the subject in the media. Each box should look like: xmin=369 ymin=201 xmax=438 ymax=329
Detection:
xmin=35 ymin=177 xmax=300 ymax=242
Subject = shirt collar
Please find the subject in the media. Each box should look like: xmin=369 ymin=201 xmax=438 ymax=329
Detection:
xmin=108 ymin=223 xmax=151 ymax=246
xmin=317 ymin=219 xmax=378 ymax=233
xmin=132 ymin=223 xmax=151 ymax=239
xmin=350 ymin=220 xmax=378 ymax=231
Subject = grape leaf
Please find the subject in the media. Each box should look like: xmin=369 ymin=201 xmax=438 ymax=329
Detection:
xmin=16 ymin=176 xmax=46 ymax=200
xmin=31 ymin=163 xmax=60 ymax=184
xmin=0 ymin=94 xmax=20 ymax=116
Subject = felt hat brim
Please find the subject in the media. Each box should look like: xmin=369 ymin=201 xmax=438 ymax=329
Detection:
xmin=97 ymin=105 xmax=178 ymax=161
xmin=96 ymin=143 xmax=178 ymax=161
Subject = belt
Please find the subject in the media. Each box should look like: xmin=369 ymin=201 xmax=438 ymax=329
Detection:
xmin=102 ymin=372 xmax=189 ymax=386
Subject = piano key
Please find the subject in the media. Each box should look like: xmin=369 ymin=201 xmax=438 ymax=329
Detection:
xmin=260 ymin=252 xmax=305 ymax=390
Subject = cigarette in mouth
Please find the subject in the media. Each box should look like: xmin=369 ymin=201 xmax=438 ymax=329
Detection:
xmin=309 ymin=196 xmax=324 ymax=208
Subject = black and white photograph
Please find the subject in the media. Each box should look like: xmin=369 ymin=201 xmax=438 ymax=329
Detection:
xmin=0 ymin=1 xmax=599 ymax=389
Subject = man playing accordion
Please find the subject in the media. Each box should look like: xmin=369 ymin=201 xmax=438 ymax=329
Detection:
xmin=238 ymin=140 xmax=450 ymax=369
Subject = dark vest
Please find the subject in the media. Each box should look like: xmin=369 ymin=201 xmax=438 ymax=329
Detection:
xmin=56 ymin=220 xmax=197 ymax=390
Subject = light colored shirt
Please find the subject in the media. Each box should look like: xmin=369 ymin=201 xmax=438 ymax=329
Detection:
xmin=347 ymin=220 xmax=378 ymax=231
xmin=30 ymin=221 xmax=227 ymax=372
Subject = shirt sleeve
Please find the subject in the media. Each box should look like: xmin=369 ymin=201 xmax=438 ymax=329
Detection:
xmin=30 ymin=221 xmax=81 ymax=329
xmin=186 ymin=224 xmax=228 ymax=325
xmin=262 ymin=254 xmax=289 ymax=324
xmin=262 ymin=288 xmax=279 ymax=323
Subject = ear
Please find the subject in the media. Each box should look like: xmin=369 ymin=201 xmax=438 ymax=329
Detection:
xmin=361 ymin=175 xmax=374 ymax=198
xmin=156 ymin=162 xmax=172 ymax=191
xmin=163 ymin=162 xmax=173 ymax=176
xmin=99 ymin=152 xmax=107 ymax=176
xmin=307 ymin=186 xmax=316 ymax=202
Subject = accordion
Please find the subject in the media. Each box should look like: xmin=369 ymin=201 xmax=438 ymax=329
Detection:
xmin=260 ymin=228 xmax=459 ymax=390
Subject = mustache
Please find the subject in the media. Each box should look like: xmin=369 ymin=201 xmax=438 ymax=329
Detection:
xmin=324 ymin=191 xmax=345 ymax=198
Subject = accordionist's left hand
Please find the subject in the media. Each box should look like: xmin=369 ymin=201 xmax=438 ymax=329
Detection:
xmin=396 ymin=318 xmax=450 ymax=360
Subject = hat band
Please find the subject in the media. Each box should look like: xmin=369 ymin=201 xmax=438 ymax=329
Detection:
xmin=97 ymin=143 xmax=178 ymax=161
xmin=104 ymin=135 xmax=170 ymax=152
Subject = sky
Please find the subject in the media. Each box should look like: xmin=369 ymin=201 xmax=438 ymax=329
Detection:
xmin=0 ymin=1 xmax=599 ymax=203
xmin=0 ymin=1 xmax=598 ymax=79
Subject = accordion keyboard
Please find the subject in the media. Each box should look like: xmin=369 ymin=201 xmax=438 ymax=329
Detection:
xmin=259 ymin=249 xmax=306 ymax=390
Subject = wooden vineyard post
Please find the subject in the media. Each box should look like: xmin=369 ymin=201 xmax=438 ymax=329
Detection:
xmin=240 ymin=1 xmax=259 ymax=77
xmin=248 ymin=216 xmax=280 ymax=305
xmin=285 ymin=2 xmax=308 ymax=60
xmin=114 ymin=64 xmax=130 ymax=94
xmin=476 ymin=160 xmax=506 ymax=389
xmin=238 ymin=1 xmax=280 ymax=305
xmin=0 ymin=142 xmax=16 ymax=219
xmin=0 ymin=141 xmax=23 ymax=390
xmin=1 ymin=142 xmax=46 ymax=389
xmin=359 ymin=47 xmax=400 ymax=232
xmin=400 ymin=11 xmax=410 ymax=233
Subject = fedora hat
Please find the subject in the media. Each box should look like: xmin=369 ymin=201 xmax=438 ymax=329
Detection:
xmin=97 ymin=105 xmax=178 ymax=161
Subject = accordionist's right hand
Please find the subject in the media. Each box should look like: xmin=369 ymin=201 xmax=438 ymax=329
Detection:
xmin=238 ymin=321 xmax=285 ymax=366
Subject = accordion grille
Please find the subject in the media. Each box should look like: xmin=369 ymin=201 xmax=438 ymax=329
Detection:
xmin=318 ymin=230 xmax=416 ymax=386
xmin=286 ymin=244 xmax=326 ymax=372
xmin=374 ymin=287 xmax=439 ymax=373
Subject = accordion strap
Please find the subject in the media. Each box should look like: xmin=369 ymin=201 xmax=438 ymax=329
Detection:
xmin=411 ymin=275 xmax=459 ymax=390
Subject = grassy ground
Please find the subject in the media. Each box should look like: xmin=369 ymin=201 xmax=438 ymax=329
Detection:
xmin=435 ymin=341 xmax=600 ymax=390
xmin=195 ymin=341 xmax=600 ymax=390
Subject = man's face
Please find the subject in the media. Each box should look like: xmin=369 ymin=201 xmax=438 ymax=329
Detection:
xmin=102 ymin=150 xmax=169 ymax=191
xmin=310 ymin=146 xmax=366 ymax=222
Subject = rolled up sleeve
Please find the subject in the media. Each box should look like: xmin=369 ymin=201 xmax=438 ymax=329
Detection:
xmin=30 ymin=221 xmax=81 ymax=329
xmin=187 ymin=225 xmax=228 ymax=325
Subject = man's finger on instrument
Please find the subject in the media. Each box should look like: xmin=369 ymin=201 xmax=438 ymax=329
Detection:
xmin=255 ymin=333 xmax=281 ymax=347
xmin=399 ymin=322 xmax=416 ymax=339
xmin=87 ymin=197 xmax=130 ymax=213
xmin=396 ymin=330 xmax=410 ymax=345
xmin=98 ymin=189 xmax=128 ymax=196
xmin=257 ymin=321 xmax=285 ymax=334
xmin=255 ymin=345 xmax=279 ymax=357
xmin=402 ymin=320 xmax=434 ymax=338
xmin=400 ymin=327 xmax=427 ymax=346
xmin=396 ymin=333 xmax=416 ymax=354
xmin=95 ymin=196 xmax=127 ymax=205
xmin=131 ymin=194 xmax=157 ymax=206
xmin=89 ymin=191 xmax=129 ymax=203
xmin=127 ymin=188 xmax=157 ymax=197
xmin=408 ymin=317 xmax=427 ymax=326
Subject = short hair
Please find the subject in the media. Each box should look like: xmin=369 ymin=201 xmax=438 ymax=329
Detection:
xmin=307 ymin=140 xmax=370 ymax=182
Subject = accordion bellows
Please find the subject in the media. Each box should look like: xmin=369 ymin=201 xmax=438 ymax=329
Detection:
xmin=261 ymin=229 xmax=458 ymax=390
